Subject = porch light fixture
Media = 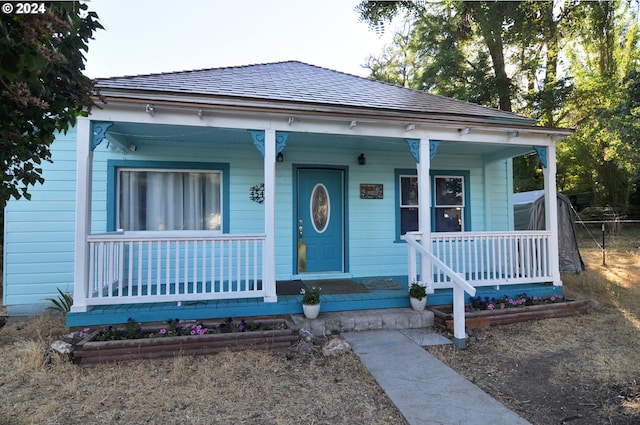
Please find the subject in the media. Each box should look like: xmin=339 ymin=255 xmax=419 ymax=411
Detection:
xmin=349 ymin=120 xmax=357 ymax=129
xmin=508 ymin=131 xmax=519 ymax=138
xmin=129 ymin=144 xmax=137 ymax=152
xmin=145 ymin=104 xmax=155 ymax=116
xmin=405 ymin=123 xmax=415 ymax=132
xmin=458 ymin=127 xmax=470 ymax=135
xmin=358 ymin=153 xmax=366 ymax=165
xmin=277 ymin=152 xmax=284 ymax=162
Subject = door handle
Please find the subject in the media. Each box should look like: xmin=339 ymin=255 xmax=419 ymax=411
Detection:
xmin=298 ymin=219 xmax=303 ymax=238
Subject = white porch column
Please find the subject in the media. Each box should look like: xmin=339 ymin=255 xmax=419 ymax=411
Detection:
xmin=417 ymin=136 xmax=433 ymax=293
xmin=71 ymin=118 xmax=92 ymax=313
xmin=543 ymin=143 xmax=562 ymax=286
xmin=263 ymin=129 xmax=277 ymax=302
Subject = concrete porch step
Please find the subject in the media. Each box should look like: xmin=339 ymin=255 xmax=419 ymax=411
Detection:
xmin=290 ymin=307 xmax=435 ymax=337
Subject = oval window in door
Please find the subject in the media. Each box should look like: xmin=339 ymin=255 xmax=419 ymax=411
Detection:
xmin=310 ymin=183 xmax=330 ymax=233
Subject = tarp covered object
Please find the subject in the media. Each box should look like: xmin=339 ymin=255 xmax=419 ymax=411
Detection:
xmin=514 ymin=190 xmax=585 ymax=273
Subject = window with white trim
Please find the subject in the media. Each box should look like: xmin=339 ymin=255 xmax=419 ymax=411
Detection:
xmin=117 ymin=169 xmax=222 ymax=231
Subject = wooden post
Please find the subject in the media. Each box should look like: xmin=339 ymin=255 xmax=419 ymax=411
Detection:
xmin=263 ymin=129 xmax=277 ymax=302
xmin=452 ymin=285 xmax=466 ymax=349
xmin=417 ymin=136 xmax=433 ymax=293
xmin=71 ymin=118 xmax=91 ymax=313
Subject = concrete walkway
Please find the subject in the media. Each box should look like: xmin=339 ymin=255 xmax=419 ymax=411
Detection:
xmin=343 ymin=330 xmax=531 ymax=425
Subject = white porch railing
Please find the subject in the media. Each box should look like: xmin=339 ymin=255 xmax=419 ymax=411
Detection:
xmin=84 ymin=232 xmax=265 ymax=306
xmin=403 ymin=232 xmax=476 ymax=348
xmin=427 ymin=231 xmax=553 ymax=289
xmin=403 ymin=231 xmax=554 ymax=347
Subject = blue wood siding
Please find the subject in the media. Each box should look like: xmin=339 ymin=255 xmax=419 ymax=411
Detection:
xmin=3 ymin=128 xmax=77 ymax=314
xmin=4 ymin=126 xmax=515 ymax=315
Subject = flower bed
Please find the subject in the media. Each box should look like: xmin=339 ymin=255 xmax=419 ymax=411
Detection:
xmin=73 ymin=318 xmax=298 ymax=366
xmin=430 ymin=295 xmax=591 ymax=331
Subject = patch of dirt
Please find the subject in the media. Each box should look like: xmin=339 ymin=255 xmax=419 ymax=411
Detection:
xmin=423 ymin=243 xmax=640 ymax=425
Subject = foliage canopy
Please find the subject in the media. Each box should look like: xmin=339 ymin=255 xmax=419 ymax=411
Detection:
xmin=0 ymin=2 xmax=102 ymax=208
xmin=358 ymin=0 xmax=640 ymax=214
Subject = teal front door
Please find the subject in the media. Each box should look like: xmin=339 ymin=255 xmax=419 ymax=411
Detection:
xmin=296 ymin=168 xmax=345 ymax=273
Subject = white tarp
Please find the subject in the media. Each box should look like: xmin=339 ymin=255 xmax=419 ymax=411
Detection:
xmin=514 ymin=190 xmax=585 ymax=273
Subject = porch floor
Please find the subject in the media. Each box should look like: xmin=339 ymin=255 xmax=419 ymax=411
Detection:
xmin=66 ymin=276 xmax=564 ymax=328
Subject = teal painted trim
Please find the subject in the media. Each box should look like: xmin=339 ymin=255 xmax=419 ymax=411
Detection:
xmin=106 ymin=160 xmax=230 ymax=233
xmin=431 ymin=170 xmax=471 ymax=231
xmin=394 ymin=168 xmax=472 ymax=239
xmin=65 ymin=279 xmax=562 ymax=328
xmin=430 ymin=141 xmax=441 ymax=160
xmin=534 ymin=146 xmax=548 ymax=168
xmin=428 ymin=283 xmax=564 ymax=307
xmin=405 ymin=139 xmax=420 ymax=163
xmin=275 ymin=131 xmax=290 ymax=155
xmin=91 ymin=122 xmax=112 ymax=151
xmin=248 ymin=130 xmax=265 ymax=156
xmin=292 ymin=164 xmax=349 ymax=275
xmin=403 ymin=139 xmax=441 ymax=163
xmin=394 ymin=168 xmax=417 ymax=242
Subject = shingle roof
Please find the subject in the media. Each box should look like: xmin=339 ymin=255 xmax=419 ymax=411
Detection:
xmin=95 ymin=61 xmax=536 ymax=125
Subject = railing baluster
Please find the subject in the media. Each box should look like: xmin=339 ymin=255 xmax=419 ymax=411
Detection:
xmin=193 ymin=240 xmax=198 ymax=294
xmin=201 ymin=239 xmax=207 ymax=294
xmin=219 ymin=239 xmax=224 ymax=293
xmin=127 ymin=241 xmax=133 ymax=298
xmin=156 ymin=241 xmax=161 ymax=295
xmin=118 ymin=241 xmax=124 ymax=297
xmin=214 ymin=239 xmax=218 ymax=292
xmin=146 ymin=241 xmax=152 ymax=297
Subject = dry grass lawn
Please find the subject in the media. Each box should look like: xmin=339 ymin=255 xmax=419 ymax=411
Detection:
xmin=428 ymin=231 xmax=640 ymax=424
xmin=0 ymin=229 xmax=638 ymax=424
xmin=0 ymin=316 xmax=405 ymax=425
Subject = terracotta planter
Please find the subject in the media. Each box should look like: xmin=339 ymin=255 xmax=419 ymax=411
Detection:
xmin=302 ymin=303 xmax=321 ymax=319
xmin=73 ymin=319 xmax=298 ymax=366
xmin=431 ymin=299 xmax=591 ymax=331
xmin=410 ymin=297 xmax=427 ymax=311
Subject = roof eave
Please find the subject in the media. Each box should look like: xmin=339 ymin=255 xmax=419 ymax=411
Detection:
xmin=93 ymin=89 xmax=570 ymax=135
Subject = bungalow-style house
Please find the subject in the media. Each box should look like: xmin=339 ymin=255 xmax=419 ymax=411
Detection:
xmin=3 ymin=61 xmax=571 ymax=340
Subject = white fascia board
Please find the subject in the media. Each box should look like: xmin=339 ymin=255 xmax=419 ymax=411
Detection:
xmin=90 ymin=97 xmax=570 ymax=146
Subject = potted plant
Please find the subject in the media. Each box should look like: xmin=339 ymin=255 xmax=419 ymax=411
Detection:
xmin=408 ymin=281 xmax=427 ymax=311
xmin=300 ymin=287 xmax=321 ymax=319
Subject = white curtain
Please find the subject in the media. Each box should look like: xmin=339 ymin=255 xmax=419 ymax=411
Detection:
xmin=119 ymin=170 xmax=221 ymax=231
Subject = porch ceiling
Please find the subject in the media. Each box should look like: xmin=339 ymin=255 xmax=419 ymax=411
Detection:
xmin=104 ymin=122 xmax=535 ymax=159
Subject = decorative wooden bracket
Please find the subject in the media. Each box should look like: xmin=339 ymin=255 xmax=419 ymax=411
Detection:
xmin=91 ymin=122 xmax=113 ymax=151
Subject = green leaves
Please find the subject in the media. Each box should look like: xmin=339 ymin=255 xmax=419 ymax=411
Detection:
xmin=0 ymin=3 xmax=102 ymax=208
xmin=44 ymin=288 xmax=74 ymax=315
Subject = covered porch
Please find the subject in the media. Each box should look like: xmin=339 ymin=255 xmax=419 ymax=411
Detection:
xmin=68 ymin=62 xmax=570 ymax=335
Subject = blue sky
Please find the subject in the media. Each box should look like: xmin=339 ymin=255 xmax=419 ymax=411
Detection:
xmin=84 ymin=0 xmax=395 ymax=79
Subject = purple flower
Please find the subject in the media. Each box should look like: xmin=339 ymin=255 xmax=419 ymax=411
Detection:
xmin=190 ymin=330 xmax=196 ymax=335
xmin=488 ymin=303 xmax=495 ymax=310
xmin=159 ymin=329 xmax=167 ymax=335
